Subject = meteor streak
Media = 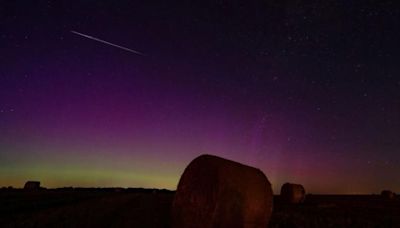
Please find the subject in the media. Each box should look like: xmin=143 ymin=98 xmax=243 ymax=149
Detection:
xmin=71 ymin=30 xmax=145 ymax=56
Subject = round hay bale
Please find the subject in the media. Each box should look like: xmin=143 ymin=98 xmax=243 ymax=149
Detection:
xmin=280 ymin=183 xmax=305 ymax=204
xmin=171 ymin=154 xmax=273 ymax=228
xmin=23 ymin=181 xmax=41 ymax=190
xmin=381 ymin=190 xmax=395 ymax=199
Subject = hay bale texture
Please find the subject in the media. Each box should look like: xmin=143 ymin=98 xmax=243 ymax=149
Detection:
xmin=24 ymin=181 xmax=41 ymax=190
xmin=280 ymin=183 xmax=306 ymax=204
xmin=171 ymin=154 xmax=273 ymax=228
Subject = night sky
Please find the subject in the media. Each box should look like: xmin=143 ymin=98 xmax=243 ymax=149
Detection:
xmin=1 ymin=1 xmax=399 ymax=194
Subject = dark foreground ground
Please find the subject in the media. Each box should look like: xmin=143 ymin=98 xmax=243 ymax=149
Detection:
xmin=1 ymin=189 xmax=399 ymax=227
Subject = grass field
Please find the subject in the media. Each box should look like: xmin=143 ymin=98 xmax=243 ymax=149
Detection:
xmin=1 ymin=189 xmax=399 ymax=227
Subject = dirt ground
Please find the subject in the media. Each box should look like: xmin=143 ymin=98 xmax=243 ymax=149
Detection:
xmin=1 ymin=189 xmax=399 ymax=227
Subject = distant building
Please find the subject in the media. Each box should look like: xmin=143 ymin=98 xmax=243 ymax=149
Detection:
xmin=24 ymin=181 xmax=41 ymax=190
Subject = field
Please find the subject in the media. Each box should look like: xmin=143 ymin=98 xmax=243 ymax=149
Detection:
xmin=271 ymin=195 xmax=400 ymax=227
xmin=1 ymin=189 xmax=399 ymax=227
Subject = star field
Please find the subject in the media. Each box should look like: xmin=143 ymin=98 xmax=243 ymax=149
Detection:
xmin=0 ymin=1 xmax=399 ymax=193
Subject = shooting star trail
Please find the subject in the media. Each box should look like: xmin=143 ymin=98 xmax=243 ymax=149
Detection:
xmin=71 ymin=30 xmax=145 ymax=56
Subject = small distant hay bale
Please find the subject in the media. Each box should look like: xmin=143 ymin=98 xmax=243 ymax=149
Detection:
xmin=381 ymin=190 xmax=395 ymax=199
xmin=171 ymin=154 xmax=273 ymax=228
xmin=280 ymin=183 xmax=306 ymax=204
xmin=24 ymin=181 xmax=41 ymax=190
